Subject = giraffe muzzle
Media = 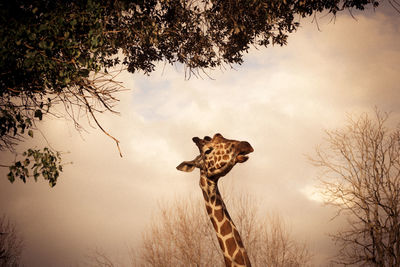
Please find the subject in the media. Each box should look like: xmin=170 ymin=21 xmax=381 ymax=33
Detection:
xmin=236 ymin=141 xmax=254 ymax=163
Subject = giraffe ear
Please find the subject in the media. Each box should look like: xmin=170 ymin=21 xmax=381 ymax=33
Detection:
xmin=176 ymin=155 xmax=201 ymax=172
xmin=176 ymin=161 xmax=196 ymax=172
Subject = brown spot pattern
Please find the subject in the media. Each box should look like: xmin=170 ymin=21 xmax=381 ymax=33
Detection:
xmin=214 ymin=208 xmax=224 ymax=222
xmin=234 ymin=250 xmax=245 ymax=265
xmin=210 ymin=195 xmax=216 ymax=204
xmin=202 ymin=191 xmax=209 ymax=202
xmin=220 ymin=220 xmax=232 ymax=236
xmin=206 ymin=205 xmax=212 ymax=215
xmin=226 ymin=237 xmax=237 ymax=257
xmin=211 ymin=217 xmax=218 ymax=231
xmin=244 ymin=251 xmax=251 ymax=266
xmin=223 ymin=155 xmax=229 ymax=160
xmin=217 ymin=237 xmax=225 ymax=251
xmin=233 ymin=229 xmax=243 ymax=247
xmin=215 ymin=197 xmax=222 ymax=207
xmin=224 ymin=257 xmax=232 ymax=266
xmin=200 ymin=178 xmax=205 ymax=186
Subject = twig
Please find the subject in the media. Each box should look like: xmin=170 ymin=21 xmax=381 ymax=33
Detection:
xmin=82 ymin=94 xmax=123 ymax=157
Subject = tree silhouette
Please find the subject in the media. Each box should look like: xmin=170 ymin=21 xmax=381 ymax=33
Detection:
xmin=88 ymin=192 xmax=311 ymax=266
xmin=311 ymin=109 xmax=400 ymax=266
xmin=0 ymin=215 xmax=23 ymax=267
xmin=137 ymin=192 xmax=311 ymax=267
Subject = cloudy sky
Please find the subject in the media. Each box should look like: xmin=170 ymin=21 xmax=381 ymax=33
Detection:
xmin=1 ymin=5 xmax=400 ymax=267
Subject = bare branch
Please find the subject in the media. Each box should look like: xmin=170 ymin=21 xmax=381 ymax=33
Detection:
xmin=0 ymin=215 xmax=23 ymax=267
xmin=310 ymin=109 xmax=400 ymax=265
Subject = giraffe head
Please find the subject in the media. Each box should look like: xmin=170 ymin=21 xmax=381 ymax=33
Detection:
xmin=177 ymin=133 xmax=254 ymax=180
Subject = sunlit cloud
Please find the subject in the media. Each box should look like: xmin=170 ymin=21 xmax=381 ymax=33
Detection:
xmin=300 ymin=184 xmax=325 ymax=203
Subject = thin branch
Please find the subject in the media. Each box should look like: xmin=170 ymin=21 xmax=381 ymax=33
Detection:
xmin=81 ymin=94 xmax=122 ymax=157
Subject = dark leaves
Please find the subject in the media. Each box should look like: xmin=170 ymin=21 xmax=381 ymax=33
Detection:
xmin=8 ymin=148 xmax=63 ymax=187
xmin=34 ymin=110 xmax=42 ymax=120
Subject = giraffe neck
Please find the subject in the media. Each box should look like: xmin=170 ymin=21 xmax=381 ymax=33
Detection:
xmin=199 ymin=172 xmax=251 ymax=267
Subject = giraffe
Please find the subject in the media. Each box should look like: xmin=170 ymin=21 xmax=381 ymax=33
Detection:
xmin=177 ymin=133 xmax=253 ymax=267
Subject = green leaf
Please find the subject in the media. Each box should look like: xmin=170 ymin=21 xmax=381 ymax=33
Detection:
xmin=39 ymin=41 xmax=46 ymax=49
xmin=9 ymin=147 xmax=63 ymax=187
xmin=24 ymin=158 xmax=30 ymax=166
xmin=28 ymin=33 xmax=36 ymax=41
xmin=79 ymin=69 xmax=90 ymax=77
xmin=28 ymin=129 xmax=34 ymax=137
xmin=39 ymin=24 xmax=47 ymax=32
xmin=7 ymin=172 xmax=15 ymax=183
xmin=74 ymin=50 xmax=81 ymax=58
xmin=91 ymin=37 xmax=98 ymax=46
xmin=33 ymin=172 xmax=39 ymax=182
xmin=34 ymin=110 xmax=43 ymax=120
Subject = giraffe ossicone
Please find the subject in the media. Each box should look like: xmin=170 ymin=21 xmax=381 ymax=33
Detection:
xmin=177 ymin=133 xmax=253 ymax=267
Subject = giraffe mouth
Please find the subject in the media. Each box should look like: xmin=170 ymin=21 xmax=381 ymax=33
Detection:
xmin=236 ymin=141 xmax=254 ymax=163
xmin=237 ymin=149 xmax=253 ymax=163
xmin=236 ymin=154 xmax=249 ymax=163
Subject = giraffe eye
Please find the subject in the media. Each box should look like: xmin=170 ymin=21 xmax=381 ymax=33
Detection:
xmin=205 ymin=148 xmax=213 ymax=154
